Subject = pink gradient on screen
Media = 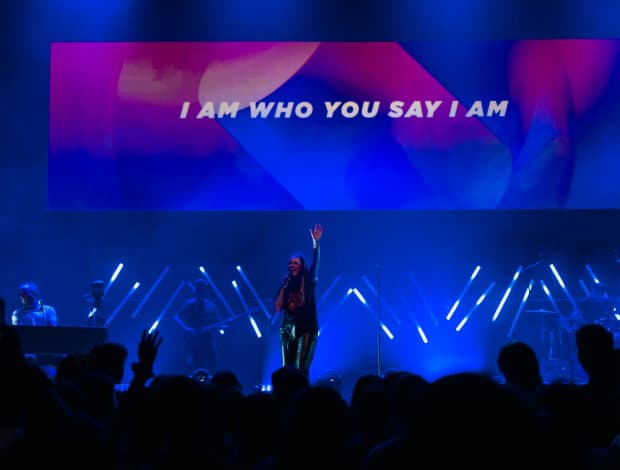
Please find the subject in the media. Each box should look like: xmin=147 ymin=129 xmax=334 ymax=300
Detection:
xmin=508 ymin=39 xmax=618 ymax=133
xmin=558 ymin=39 xmax=618 ymax=115
xmin=50 ymin=43 xmax=250 ymax=159
xmin=49 ymin=43 xmax=125 ymax=159
xmin=197 ymin=42 xmax=320 ymax=108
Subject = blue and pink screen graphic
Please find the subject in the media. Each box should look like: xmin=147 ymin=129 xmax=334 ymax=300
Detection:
xmin=49 ymin=41 xmax=620 ymax=210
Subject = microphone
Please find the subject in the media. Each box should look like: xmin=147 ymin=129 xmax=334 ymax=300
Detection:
xmin=281 ymin=273 xmax=292 ymax=289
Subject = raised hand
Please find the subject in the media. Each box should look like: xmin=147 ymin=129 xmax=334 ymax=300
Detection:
xmin=309 ymin=223 xmax=323 ymax=242
xmin=132 ymin=329 xmax=163 ymax=377
xmin=139 ymin=329 xmax=162 ymax=364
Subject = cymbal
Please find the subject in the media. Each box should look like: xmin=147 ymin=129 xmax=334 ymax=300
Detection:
xmin=525 ymin=308 xmax=558 ymax=314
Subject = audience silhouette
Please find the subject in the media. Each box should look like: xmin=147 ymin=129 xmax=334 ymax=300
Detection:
xmin=1 ymin=307 xmax=620 ymax=469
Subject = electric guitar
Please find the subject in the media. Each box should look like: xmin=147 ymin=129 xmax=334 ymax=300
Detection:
xmin=184 ymin=307 xmax=261 ymax=343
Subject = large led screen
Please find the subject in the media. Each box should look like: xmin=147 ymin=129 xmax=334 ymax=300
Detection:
xmin=49 ymin=41 xmax=620 ymax=210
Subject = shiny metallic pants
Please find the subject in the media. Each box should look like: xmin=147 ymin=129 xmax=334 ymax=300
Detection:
xmin=280 ymin=321 xmax=318 ymax=374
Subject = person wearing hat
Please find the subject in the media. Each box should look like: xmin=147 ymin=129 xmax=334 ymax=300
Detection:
xmin=11 ymin=281 xmax=58 ymax=326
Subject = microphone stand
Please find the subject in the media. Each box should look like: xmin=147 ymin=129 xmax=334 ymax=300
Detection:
xmin=376 ymin=264 xmax=382 ymax=377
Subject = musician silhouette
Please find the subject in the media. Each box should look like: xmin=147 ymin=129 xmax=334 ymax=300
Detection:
xmin=11 ymin=281 xmax=58 ymax=326
xmin=570 ymin=282 xmax=616 ymax=329
xmin=85 ymin=280 xmax=106 ymax=327
xmin=173 ymin=279 xmax=220 ymax=375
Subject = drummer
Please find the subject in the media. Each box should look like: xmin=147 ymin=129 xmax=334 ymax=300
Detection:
xmin=570 ymin=282 xmax=618 ymax=335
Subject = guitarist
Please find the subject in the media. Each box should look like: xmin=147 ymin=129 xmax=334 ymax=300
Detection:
xmin=174 ymin=278 xmax=220 ymax=375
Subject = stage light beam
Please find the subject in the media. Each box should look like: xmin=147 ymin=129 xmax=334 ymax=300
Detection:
xmin=105 ymin=281 xmax=140 ymax=327
xmin=585 ymin=264 xmax=600 ymax=284
xmin=507 ymin=279 xmax=534 ymax=338
xmin=549 ymin=263 xmax=578 ymax=311
xmin=549 ymin=264 xmax=566 ymax=289
xmin=352 ymin=288 xmax=367 ymax=305
xmin=248 ymin=315 xmax=262 ymax=339
xmin=104 ymin=262 xmax=124 ymax=295
xmin=352 ymin=288 xmax=394 ymax=340
xmin=131 ymin=266 xmax=170 ymax=319
xmin=148 ymin=280 xmax=186 ymax=334
xmin=236 ymin=265 xmax=272 ymax=321
xmin=381 ymin=323 xmax=394 ymax=340
xmin=317 ymin=274 xmax=342 ymax=308
xmin=492 ymin=266 xmax=523 ymax=322
xmin=199 ymin=266 xmax=235 ymax=318
xmin=397 ymin=286 xmax=430 ymax=344
xmin=232 ymin=278 xmax=262 ymax=338
xmin=446 ymin=265 xmax=481 ymax=320
xmin=455 ymin=281 xmax=496 ymax=332
xmin=408 ymin=272 xmax=439 ymax=327
xmin=539 ymin=280 xmax=562 ymax=314
xmin=317 ymin=287 xmax=353 ymax=337
xmin=417 ymin=325 xmax=429 ymax=343
xmin=361 ymin=275 xmax=402 ymax=325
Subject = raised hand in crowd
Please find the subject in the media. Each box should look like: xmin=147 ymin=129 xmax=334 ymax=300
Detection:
xmin=130 ymin=329 xmax=163 ymax=389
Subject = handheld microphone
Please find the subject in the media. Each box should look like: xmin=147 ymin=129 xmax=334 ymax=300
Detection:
xmin=281 ymin=273 xmax=292 ymax=289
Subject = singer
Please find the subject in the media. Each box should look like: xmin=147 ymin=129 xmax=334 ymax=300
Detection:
xmin=11 ymin=281 xmax=58 ymax=326
xmin=275 ymin=223 xmax=323 ymax=376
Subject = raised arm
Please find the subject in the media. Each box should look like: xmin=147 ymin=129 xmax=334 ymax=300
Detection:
xmin=308 ymin=223 xmax=323 ymax=281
